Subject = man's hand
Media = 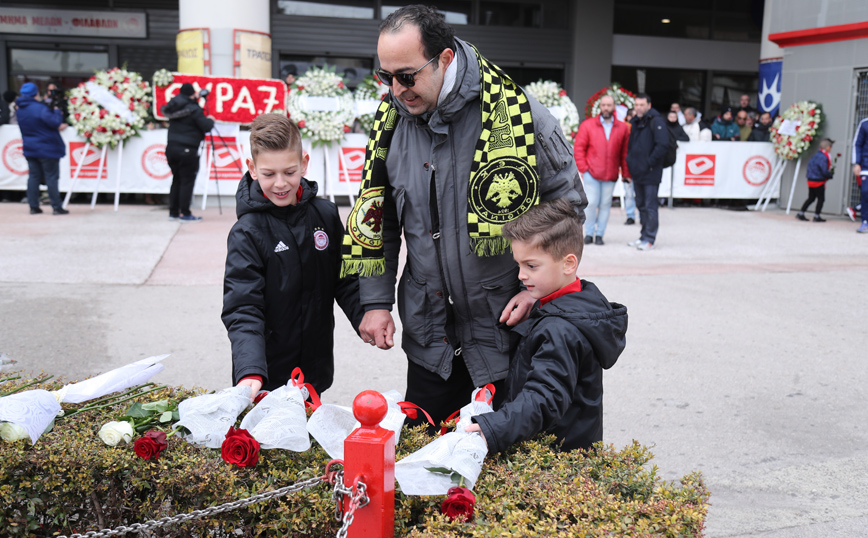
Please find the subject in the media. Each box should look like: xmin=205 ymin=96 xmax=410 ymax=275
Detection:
xmin=58 ymin=123 xmax=68 ymax=132
xmin=236 ymin=378 xmax=262 ymax=401
xmin=854 ymin=164 xmax=862 ymax=177
xmin=360 ymin=309 xmax=396 ymax=349
xmin=499 ymin=290 xmax=536 ymax=326
xmin=465 ymin=423 xmax=488 ymax=447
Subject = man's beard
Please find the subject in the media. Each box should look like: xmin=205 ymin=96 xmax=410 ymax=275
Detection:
xmin=601 ymin=111 xmax=613 ymax=120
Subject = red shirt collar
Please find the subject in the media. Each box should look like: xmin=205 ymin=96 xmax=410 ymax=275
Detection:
xmin=540 ymin=277 xmax=582 ymax=306
xmin=821 ymin=150 xmax=831 ymax=169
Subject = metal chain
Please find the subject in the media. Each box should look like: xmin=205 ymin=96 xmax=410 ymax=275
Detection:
xmin=334 ymin=473 xmax=369 ymax=538
xmin=55 ymin=475 xmax=324 ymax=538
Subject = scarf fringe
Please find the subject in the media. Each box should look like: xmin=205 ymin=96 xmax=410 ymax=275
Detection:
xmin=340 ymin=258 xmax=385 ymax=278
xmin=470 ymin=236 xmax=512 ymax=257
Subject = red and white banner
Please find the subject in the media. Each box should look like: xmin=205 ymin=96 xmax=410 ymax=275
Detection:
xmin=1 ymin=138 xmax=26 ymax=177
xmin=69 ymin=142 xmax=109 ymax=179
xmin=205 ymin=135 xmax=246 ymax=180
xmin=153 ymin=73 xmax=287 ymax=124
xmin=337 ymin=146 xmax=365 ymax=183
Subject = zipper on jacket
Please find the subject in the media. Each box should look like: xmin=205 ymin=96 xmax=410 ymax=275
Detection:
xmin=429 ymin=165 xmax=462 ymax=357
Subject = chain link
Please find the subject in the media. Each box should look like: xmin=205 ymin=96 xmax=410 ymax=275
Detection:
xmin=334 ymin=474 xmax=369 ymax=538
xmin=55 ymin=475 xmax=324 ymax=538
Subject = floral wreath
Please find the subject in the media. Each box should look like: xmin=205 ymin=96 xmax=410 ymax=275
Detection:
xmin=769 ymin=101 xmax=822 ymax=160
xmin=585 ymin=84 xmax=635 ymax=119
xmin=287 ymin=65 xmax=355 ymax=146
xmin=524 ymin=80 xmax=580 ymax=142
xmin=67 ymin=67 xmax=152 ymax=149
xmin=353 ymin=73 xmax=390 ymax=133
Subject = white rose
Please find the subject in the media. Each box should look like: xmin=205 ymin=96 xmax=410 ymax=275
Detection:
xmin=0 ymin=422 xmax=29 ymax=442
xmin=98 ymin=421 xmax=134 ymax=446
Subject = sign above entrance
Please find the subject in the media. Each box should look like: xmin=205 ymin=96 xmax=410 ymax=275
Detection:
xmin=0 ymin=8 xmax=147 ymax=38
xmin=153 ymin=74 xmax=287 ymax=125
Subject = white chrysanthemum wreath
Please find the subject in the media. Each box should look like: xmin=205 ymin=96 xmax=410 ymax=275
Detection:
xmin=353 ymin=73 xmax=390 ymax=133
xmin=770 ymin=101 xmax=823 ymax=161
xmin=524 ymin=80 xmax=580 ymax=142
xmin=67 ymin=67 xmax=152 ymax=149
xmin=585 ymin=84 xmax=635 ymax=119
xmin=287 ymin=65 xmax=355 ymax=146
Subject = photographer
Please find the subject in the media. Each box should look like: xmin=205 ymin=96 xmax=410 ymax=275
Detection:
xmin=160 ymin=83 xmax=215 ymax=221
xmin=17 ymin=82 xmax=68 ymax=215
xmin=44 ymin=82 xmax=69 ymax=124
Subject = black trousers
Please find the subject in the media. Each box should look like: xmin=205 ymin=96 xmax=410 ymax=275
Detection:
xmin=166 ymin=144 xmax=200 ymax=217
xmin=800 ymin=185 xmax=825 ymax=215
xmin=404 ymin=354 xmax=506 ymax=434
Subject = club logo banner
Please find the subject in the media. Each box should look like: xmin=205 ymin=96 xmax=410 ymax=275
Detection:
xmin=758 ymin=59 xmax=782 ymax=117
xmin=154 ymin=73 xmax=286 ymax=124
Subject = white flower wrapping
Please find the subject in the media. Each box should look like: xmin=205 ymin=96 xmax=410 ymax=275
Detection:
xmin=239 ymin=382 xmax=311 ymax=452
xmin=0 ymin=390 xmax=62 ymax=444
xmin=175 ymin=386 xmax=252 ymax=448
xmin=0 ymin=422 xmax=28 ymax=442
xmin=770 ymin=101 xmax=822 ymax=161
xmin=287 ymin=66 xmax=355 ymax=146
xmin=525 ymin=80 xmax=580 ymax=141
xmin=98 ymin=421 xmax=134 ymax=446
xmin=67 ymin=67 xmax=153 ymax=149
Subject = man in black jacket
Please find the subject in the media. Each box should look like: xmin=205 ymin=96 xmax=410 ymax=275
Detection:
xmin=748 ymin=112 xmax=773 ymax=142
xmin=625 ymin=93 xmax=668 ymax=250
xmin=161 ymin=83 xmax=214 ymax=221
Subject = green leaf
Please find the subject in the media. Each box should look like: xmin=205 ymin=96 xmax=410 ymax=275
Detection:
xmin=141 ymin=399 xmax=169 ymax=413
xmin=159 ymin=411 xmax=173 ymax=423
xmin=172 ymin=409 xmax=180 ymax=421
xmin=123 ymin=402 xmax=152 ymax=419
xmin=424 ymin=466 xmax=453 ymax=475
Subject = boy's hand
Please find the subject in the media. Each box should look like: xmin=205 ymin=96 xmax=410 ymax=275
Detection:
xmin=855 ymin=164 xmax=862 ymax=177
xmin=499 ymin=290 xmax=535 ymax=326
xmin=360 ymin=309 xmax=395 ymax=349
xmin=465 ymin=423 xmax=488 ymax=447
xmin=237 ymin=378 xmax=262 ymax=401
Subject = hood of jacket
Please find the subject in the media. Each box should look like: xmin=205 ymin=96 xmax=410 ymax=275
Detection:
xmin=161 ymin=93 xmax=199 ymax=119
xmin=15 ymin=95 xmax=39 ymax=110
xmin=518 ymin=280 xmax=627 ymax=369
xmin=235 ymin=171 xmax=319 ymax=219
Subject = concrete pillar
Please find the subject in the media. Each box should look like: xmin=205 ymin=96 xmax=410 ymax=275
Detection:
xmin=179 ymin=0 xmax=270 ymax=76
xmin=569 ymin=0 xmax=615 ymax=120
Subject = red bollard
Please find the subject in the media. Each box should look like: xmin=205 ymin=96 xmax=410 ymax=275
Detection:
xmin=344 ymin=390 xmax=395 ymax=538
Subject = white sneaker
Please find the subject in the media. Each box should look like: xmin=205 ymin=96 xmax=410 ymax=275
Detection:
xmin=627 ymin=239 xmax=643 ymax=247
xmin=846 ymin=207 xmax=857 ymax=222
xmin=637 ymin=241 xmax=655 ymax=251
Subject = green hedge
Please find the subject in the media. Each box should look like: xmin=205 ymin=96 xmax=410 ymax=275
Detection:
xmin=0 ymin=374 xmax=709 ymax=537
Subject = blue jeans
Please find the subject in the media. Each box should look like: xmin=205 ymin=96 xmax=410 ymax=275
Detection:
xmin=582 ymin=172 xmax=617 ymax=237
xmin=633 ymin=182 xmax=659 ymax=244
xmin=26 ymin=157 xmax=62 ymax=211
xmin=623 ymin=180 xmax=636 ymax=219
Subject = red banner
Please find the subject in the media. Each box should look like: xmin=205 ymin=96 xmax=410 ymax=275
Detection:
xmin=153 ymin=73 xmax=286 ymax=125
xmin=205 ymin=135 xmax=245 ymax=180
xmin=69 ymin=142 xmax=108 ymax=179
xmin=338 ymin=146 xmax=365 ymax=182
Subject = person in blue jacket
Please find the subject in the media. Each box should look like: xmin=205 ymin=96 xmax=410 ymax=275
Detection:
xmin=711 ymin=107 xmax=740 ymax=142
xmin=796 ymin=139 xmax=835 ymax=223
xmin=852 ymin=117 xmax=868 ymax=233
xmin=16 ymin=82 xmax=68 ymax=215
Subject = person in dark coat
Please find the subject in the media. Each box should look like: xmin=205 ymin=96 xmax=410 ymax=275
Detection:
xmin=16 ymin=82 xmax=68 ymax=215
xmin=466 ymin=199 xmax=627 ymax=452
xmin=222 ymin=114 xmax=364 ymax=398
xmin=748 ymin=111 xmax=773 ymax=142
xmin=796 ymin=138 xmax=836 ymax=223
xmin=625 ymin=93 xmax=668 ymax=250
xmin=666 ymin=111 xmax=690 ymax=142
xmin=161 ymin=82 xmax=214 ymax=221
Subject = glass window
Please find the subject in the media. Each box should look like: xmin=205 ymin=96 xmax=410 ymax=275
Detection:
xmin=503 ymin=66 xmax=564 ymax=89
xmin=280 ymin=55 xmax=373 ymax=90
xmin=710 ymin=72 xmax=757 ymax=116
xmin=277 ymin=0 xmax=374 ymax=19
xmin=9 ymin=49 xmax=109 ymax=75
xmin=611 ymin=65 xmax=706 ymax=115
xmin=479 ymin=2 xmax=542 ymax=28
xmin=613 ymin=0 xmax=761 ymax=43
xmin=382 ymin=3 xmax=470 ymax=25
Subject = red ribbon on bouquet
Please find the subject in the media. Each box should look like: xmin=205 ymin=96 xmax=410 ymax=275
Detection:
xmin=290 ymin=367 xmax=322 ymax=411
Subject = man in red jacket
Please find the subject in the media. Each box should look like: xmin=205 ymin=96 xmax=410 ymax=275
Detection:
xmin=573 ymin=95 xmax=630 ymax=245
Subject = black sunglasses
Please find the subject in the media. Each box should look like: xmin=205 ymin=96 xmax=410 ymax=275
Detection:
xmin=375 ymin=55 xmax=439 ymax=88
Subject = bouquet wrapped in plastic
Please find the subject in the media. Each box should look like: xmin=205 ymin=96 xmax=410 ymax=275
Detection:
xmin=395 ymin=385 xmax=495 ymax=495
xmin=175 ymin=386 xmax=251 ymax=448
xmin=240 ymin=369 xmax=315 ymax=451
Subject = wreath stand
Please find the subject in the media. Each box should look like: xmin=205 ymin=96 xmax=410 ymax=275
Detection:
xmin=62 ymin=142 xmax=121 ymax=211
xmin=320 ymin=143 xmax=356 ymax=205
xmin=753 ymin=156 xmax=790 ymax=212
xmin=784 ymin=157 xmax=803 ymax=214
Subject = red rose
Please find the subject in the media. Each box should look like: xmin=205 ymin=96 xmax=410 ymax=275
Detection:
xmin=559 ymin=89 xmax=567 ymax=97
xmin=297 ymin=120 xmax=306 ymax=128
xmin=297 ymin=85 xmax=305 ymax=91
xmin=338 ymin=81 xmax=345 ymax=89
xmin=343 ymin=125 xmax=351 ymax=133
xmin=441 ymin=486 xmax=475 ymax=522
xmin=134 ymin=430 xmax=168 ymax=460
xmin=252 ymin=391 xmax=269 ymax=405
xmin=221 ymin=427 xmax=260 ymax=468
xmin=804 ymin=135 xmax=812 ymax=141
xmin=809 ymin=109 xmax=815 ymax=116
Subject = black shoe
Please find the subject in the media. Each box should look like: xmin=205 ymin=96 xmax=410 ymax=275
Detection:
xmin=796 ymin=213 xmax=808 ymax=221
xmin=625 ymin=218 xmax=635 ymax=225
xmin=53 ymin=208 xmax=69 ymax=215
xmin=595 ymin=236 xmax=604 ymax=245
xmin=30 ymin=207 xmax=43 ymax=215
xmin=812 ymin=215 xmax=826 ymax=222
xmin=584 ymin=235 xmax=593 ymax=244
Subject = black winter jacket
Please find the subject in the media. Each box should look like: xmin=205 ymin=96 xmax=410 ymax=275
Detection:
xmin=222 ymin=173 xmax=365 ymax=393
xmin=747 ymin=122 xmax=772 ymax=142
xmin=161 ymin=94 xmax=214 ymax=150
xmin=626 ymin=108 xmax=669 ymax=184
xmin=473 ymin=280 xmax=627 ymax=453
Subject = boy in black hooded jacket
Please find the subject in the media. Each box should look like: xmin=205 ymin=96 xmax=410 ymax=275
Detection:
xmin=222 ymin=114 xmax=364 ymax=398
xmin=467 ymin=199 xmax=627 ymax=452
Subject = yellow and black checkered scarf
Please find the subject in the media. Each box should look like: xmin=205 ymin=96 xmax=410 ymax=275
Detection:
xmin=341 ymin=46 xmax=539 ymax=277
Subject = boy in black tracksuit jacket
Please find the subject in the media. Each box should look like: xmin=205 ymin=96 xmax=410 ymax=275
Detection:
xmin=797 ymin=138 xmax=836 ymax=222
xmin=467 ymin=199 xmax=627 ymax=452
xmin=222 ymin=114 xmax=364 ymax=397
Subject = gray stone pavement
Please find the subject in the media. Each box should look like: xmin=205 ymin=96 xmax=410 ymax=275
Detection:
xmin=1 ymin=196 xmax=866 ymax=537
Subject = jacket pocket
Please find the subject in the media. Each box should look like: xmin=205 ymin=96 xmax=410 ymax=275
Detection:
xmin=539 ymin=131 xmax=571 ymax=173
xmin=393 ymin=188 xmax=406 ymax=228
xmin=481 ymin=268 xmax=521 ymax=353
xmin=397 ymin=270 xmax=446 ymax=347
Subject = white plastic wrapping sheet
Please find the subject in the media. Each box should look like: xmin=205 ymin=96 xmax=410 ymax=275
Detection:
xmin=0 ymin=390 xmax=62 ymax=444
xmin=394 ymin=386 xmax=494 ymax=495
xmin=51 ymin=354 xmax=168 ymax=404
xmin=240 ymin=382 xmax=311 ymax=451
xmin=175 ymin=386 xmax=251 ymax=448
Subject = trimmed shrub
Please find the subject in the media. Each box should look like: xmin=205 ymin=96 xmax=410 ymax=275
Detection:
xmin=0 ymin=374 xmax=709 ymax=537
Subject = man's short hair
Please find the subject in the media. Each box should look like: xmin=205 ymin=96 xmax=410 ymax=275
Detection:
xmin=635 ymin=92 xmax=652 ymax=103
xmin=379 ymin=5 xmax=456 ymax=61
xmin=684 ymin=107 xmax=697 ymax=117
xmin=747 ymin=110 xmax=758 ymax=121
xmin=819 ymin=138 xmax=834 ymax=149
xmin=502 ymin=198 xmax=583 ymax=262
xmin=249 ymin=114 xmax=303 ymax=161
